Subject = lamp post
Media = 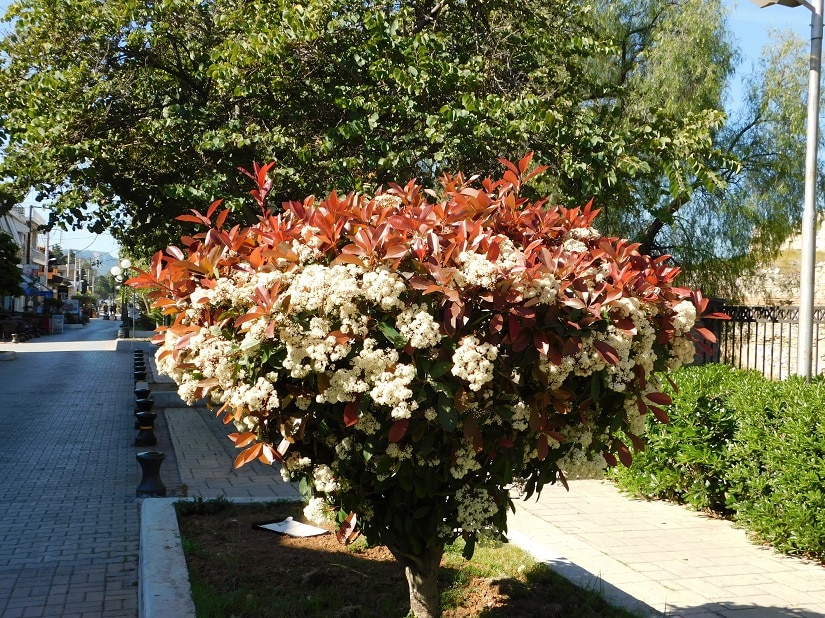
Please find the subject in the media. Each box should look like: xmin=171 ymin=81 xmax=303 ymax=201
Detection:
xmin=751 ymin=0 xmax=823 ymax=379
xmin=110 ymin=258 xmax=132 ymax=336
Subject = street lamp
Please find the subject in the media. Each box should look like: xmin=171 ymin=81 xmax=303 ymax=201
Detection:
xmin=110 ymin=258 xmax=133 ymax=335
xmin=751 ymin=0 xmax=823 ymax=379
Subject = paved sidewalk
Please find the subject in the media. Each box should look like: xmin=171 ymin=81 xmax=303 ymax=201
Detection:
xmin=508 ymin=482 xmax=825 ymax=617
xmin=0 ymin=320 xmax=145 ymax=618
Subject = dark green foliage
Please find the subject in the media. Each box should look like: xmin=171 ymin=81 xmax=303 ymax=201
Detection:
xmin=614 ymin=364 xmax=825 ymax=562
xmin=0 ymin=231 xmax=23 ymax=300
xmin=0 ymin=0 xmax=741 ymax=290
xmin=175 ymin=495 xmax=233 ymax=517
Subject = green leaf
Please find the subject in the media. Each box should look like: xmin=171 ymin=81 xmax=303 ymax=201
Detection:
xmin=429 ymin=361 xmax=452 ymax=379
xmin=438 ymin=392 xmax=458 ymax=431
xmin=377 ymin=322 xmax=407 ymax=348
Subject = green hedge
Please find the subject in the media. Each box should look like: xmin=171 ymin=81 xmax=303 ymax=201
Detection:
xmin=613 ymin=364 xmax=825 ymax=561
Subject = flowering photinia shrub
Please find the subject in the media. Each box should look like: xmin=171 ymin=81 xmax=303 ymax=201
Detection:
xmin=130 ymin=155 xmax=720 ymax=615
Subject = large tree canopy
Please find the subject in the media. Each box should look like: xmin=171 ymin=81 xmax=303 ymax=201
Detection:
xmin=0 ymin=0 xmax=809 ymax=296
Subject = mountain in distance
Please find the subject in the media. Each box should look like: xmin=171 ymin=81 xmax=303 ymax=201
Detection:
xmin=73 ymin=249 xmax=119 ymax=275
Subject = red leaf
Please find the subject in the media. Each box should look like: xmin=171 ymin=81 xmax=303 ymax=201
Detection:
xmin=626 ymin=431 xmax=646 ymax=453
xmin=533 ymin=331 xmax=550 ymax=356
xmin=508 ymin=314 xmax=520 ymax=341
xmin=336 ymin=512 xmax=361 ymax=545
xmin=537 ymin=434 xmax=549 ymax=460
xmin=615 ymin=440 xmax=633 ymax=467
xmin=693 ymin=326 xmax=717 ymax=343
xmin=557 ymin=468 xmax=569 ymax=491
xmin=176 ymin=214 xmax=207 ymax=225
xmin=649 ymin=405 xmax=670 ymax=423
xmin=388 ymin=419 xmax=409 ymax=443
xmin=229 ymin=431 xmax=257 ymax=448
xmin=594 ymin=340 xmax=621 ymax=365
xmin=704 ymin=311 xmax=731 ymax=320
xmin=330 ymin=254 xmax=366 ymax=268
xmin=233 ymin=443 xmax=262 ymax=468
xmin=166 ymin=245 xmax=185 ymax=260
xmin=382 ymin=243 xmax=408 ymax=259
xmin=646 ymin=391 xmax=672 ymax=406
xmin=206 ymin=199 xmax=224 ymax=219
xmin=344 ymin=402 xmax=359 ymax=427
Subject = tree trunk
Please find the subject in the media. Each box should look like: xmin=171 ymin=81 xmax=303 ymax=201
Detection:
xmin=390 ymin=543 xmax=444 ymax=618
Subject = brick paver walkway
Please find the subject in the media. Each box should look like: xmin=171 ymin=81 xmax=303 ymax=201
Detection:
xmin=0 ymin=320 xmax=143 ymax=617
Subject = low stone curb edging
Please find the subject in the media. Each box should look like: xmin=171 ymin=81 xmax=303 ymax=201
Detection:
xmin=140 ymin=496 xmax=287 ymax=618
xmin=139 ymin=498 xmax=196 ymax=618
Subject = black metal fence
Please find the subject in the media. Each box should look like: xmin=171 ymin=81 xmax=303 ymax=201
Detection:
xmin=695 ymin=304 xmax=825 ymax=380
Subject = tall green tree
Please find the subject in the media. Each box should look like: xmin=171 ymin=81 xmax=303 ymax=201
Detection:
xmin=677 ymin=31 xmax=815 ymax=299
xmin=0 ymin=0 xmax=800 ymax=295
xmin=0 ymin=231 xmax=23 ymax=302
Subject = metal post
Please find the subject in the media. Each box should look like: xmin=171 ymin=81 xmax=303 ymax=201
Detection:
xmin=751 ymin=0 xmax=824 ymax=379
xmin=798 ymin=1 xmax=823 ymax=379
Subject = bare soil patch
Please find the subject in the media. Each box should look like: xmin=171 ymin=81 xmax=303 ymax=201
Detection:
xmin=176 ymin=499 xmax=639 ymax=617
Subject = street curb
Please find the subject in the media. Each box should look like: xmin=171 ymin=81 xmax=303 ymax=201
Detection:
xmin=139 ymin=498 xmax=196 ymax=618
xmin=139 ymin=497 xmax=294 ymax=618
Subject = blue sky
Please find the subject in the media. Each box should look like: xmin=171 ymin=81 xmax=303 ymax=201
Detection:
xmin=723 ymin=0 xmax=812 ymax=110
xmin=2 ymin=0 xmax=817 ymax=256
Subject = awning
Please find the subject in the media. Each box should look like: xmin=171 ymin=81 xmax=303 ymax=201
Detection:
xmin=21 ymin=274 xmax=55 ymax=298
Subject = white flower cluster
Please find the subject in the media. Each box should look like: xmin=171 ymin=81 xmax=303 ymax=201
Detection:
xmin=224 ymin=376 xmax=279 ymax=414
xmin=369 ymin=363 xmax=418 ymax=419
xmin=280 ymin=453 xmax=312 ymax=482
xmin=454 ymin=251 xmax=499 ymax=288
xmin=303 ymin=497 xmax=330 ymax=525
xmin=454 ymin=486 xmax=499 ymax=534
xmin=373 ymin=193 xmax=403 ymax=210
xmin=451 ymin=335 xmax=498 ymax=391
xmin=557 ymin=449 xmax=608 ymax=480
xmin=280 ymin=318 xmax=352 ymax=379
xmin=556 ymin=426 xmax=607 ymax=479
xmin=450 ymin=437 xmax=482 ymax=479
xmin=362 ymin=268 xmax=407 ymax=310
xmin=510 ymin=400 xmax=532 ymax=432
xmin=386 ymin=442 xmax=413 ymax=460
xmin=513 ymin=272 xmax=560 ymax=304
xmin=321 ymin=338 xmax=399 ymax=405
xmin=312 ymin=464 xmax=339 ymax=493
xmin=672 ymin=300 xmax=697 ymax=335
xmin=395 ymin=304 xmax=441 ymax=349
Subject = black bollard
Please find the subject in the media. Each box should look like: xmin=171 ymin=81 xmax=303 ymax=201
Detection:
xmin=134 ymin=412 xmax=157 ymax=446
xmin=134 ymin=386 xmax=150 ymax=400
xmin=136 ymin=451 xmax=166 ymax=497
xmin=135 ymin=397 xmax=154 ymax=412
